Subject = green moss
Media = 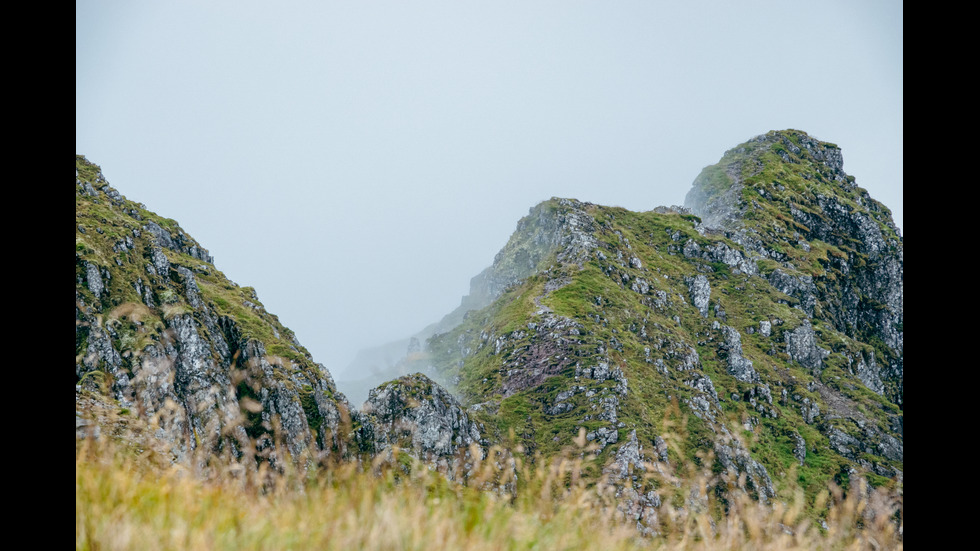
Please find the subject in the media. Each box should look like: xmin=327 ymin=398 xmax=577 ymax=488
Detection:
xmin=299 ymin=385 xmax=323 ymax=445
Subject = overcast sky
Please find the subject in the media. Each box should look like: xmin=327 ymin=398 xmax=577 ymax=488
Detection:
xmin=76 ymin=1 xmax=902 ymax=382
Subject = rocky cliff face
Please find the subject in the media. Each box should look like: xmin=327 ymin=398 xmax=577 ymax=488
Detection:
xmin=355 ymin=373 xmax=492 ymax=483
xmin=685 ymin=130 xmax=903 ymax=405
xmin=75 ymin=155 xmax=356 ymax=469
xmin=414 ymin=130 xmax=901 ymax=527
xmin=77 ymin=129 xmax=902 ymax=525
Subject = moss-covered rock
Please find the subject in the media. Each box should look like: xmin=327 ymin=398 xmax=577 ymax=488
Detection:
xmin=75 ymin=155 xmax=358 ymax=470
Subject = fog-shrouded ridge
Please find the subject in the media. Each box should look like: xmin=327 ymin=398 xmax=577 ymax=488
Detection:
xmin=337 ymin=199 xmax=577 ymax=405
xmin=77 ymin=2 xmax=902 ymax=395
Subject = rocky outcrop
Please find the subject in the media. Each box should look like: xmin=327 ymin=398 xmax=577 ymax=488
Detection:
xmin=416 ymin=130 xmax=901 ymax=523
xmin=687 ymin=275 xmax=711 ymax=317
xmin=719 ymin=325 xmax=757 ymax=382
xmin=785 ymin=320 xmax=830 ymax=374
xmin=601 ymin=430 xmax=662 ymax=535
xmin=684 ymin=130 xmax=903 ymax=405
xmin=432 ymin=198 xmax=599 ymax=337
xmin=358 ymin=373 xmax=488 ymax=480
xmin=78 ymin=128 xmax=903 ymax=526
xmin=76 ymin=156 xmax=356 ymax=470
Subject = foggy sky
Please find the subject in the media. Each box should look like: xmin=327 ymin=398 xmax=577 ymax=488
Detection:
xmin=76 ymin=1 xmax=903 ymax=381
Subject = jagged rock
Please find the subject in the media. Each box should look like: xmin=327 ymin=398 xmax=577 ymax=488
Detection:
xmin=685 ymin=158 xmax=747 ymax=231
xmin=413 ymin=131 xmax=901 ymax=521
xmin=768 ymin=269 xmax=818 ymax=316
xmin=719 ymin=325 xmax=757 ymax=382
xmin=465 ymin=199 xmax=598 ymax=310
xmin=609 ymin=430 xmax=644 ymax=479
xmin=361 ymin=373 xmax=486 ymax=479
xmin=829 ymin=428 xmax=862 ymax=459
xmin=85 ymin=262 xmax=104 ymax=301
xmin=785 ymin=320 xmax=830 ymax=373
xmin=684 ymin=372 xmax=721 ymax=423
xmin=855 ymin=351 xmax=885 ymax=395
xmin=800 ymin=397 xmax=820 ymax=424
xmin=714 ymin=438 xmax=776 ymax=503
xmin=686 ymin=130 xmax=902 ymax=405
xmin=76 ymin=156 xmax=356 ymax=471
xmin=687 ymin=274 xmax=711 ymax=317
xmin=176 ymin=266 xmax=204 ymax=309
xmin=877 ymin=433 xmax=903 ymax=462
xmin=792 ymin=432 xmax=806 ymax=466
xmin=148 ymin=246 xmax=170 ymax=276
xmin=78 ymin=128 xmax=904 ymax=524
xmin=586 ymin=426 xmax=619 ymax=451
xmin=601 ymin=430 xmax=662 ymax=535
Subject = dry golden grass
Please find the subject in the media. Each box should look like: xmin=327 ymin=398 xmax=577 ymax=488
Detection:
xmin=107 ymin=302 xmax=154 ymax=324
xmin=76 ymin=413 xmax=902 ymax=551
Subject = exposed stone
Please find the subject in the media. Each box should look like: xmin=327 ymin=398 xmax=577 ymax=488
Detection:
xmin=715 ymin=438 xmax=776 ymax=503
xmin=176 ymin=266 xmax=204 ymax=309
xmin=792 ymin=432 xmax=806 ymax=466
xmin=719 ymin=325 xmax=757 ymax=382
xmin=800 ymin=398 xmax=820 ymax=424
xmin=586 ymin=426 xmax=619 ymax=451
xmin=85 ymin=262 xmax=104 ymax=301
xmin=785 ymin=320 xmax=830 ymax=373
xmin=76 ymin=157 xmax=357 ymax=473
xmin=768 ymin=269 xmax=817 ymax=317
xmin=687 ymin=274 xmax=711 ymax=317
xmin=148 ymin=246 xmax=170 ymax=276
xmin=855 ymin=351 xmax=885 ymax=395
xmin=362 ymin=373 xmax=487 ymax=480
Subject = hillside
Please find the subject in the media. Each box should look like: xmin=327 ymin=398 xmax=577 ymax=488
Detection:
xmin=76 ymin=129 xmax=902 ymax=536
xmin=411 ymin=130 xmax=902 ymax=528
xmin=75 ymin=155 xmax=359 ymax=468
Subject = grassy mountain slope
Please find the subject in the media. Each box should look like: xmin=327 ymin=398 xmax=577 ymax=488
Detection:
xmin=418 ymin=131 xmax=902 ymax=525
xmin=76 ymin=129 xmax=902 ymax=541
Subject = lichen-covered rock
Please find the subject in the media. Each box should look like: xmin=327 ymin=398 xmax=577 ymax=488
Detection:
xmin=792 ymin=432 xmax=807 ymax=466
xmin=602 ymin=430 xmax=662 ymax=535
xmin=719 ymin=325 xmax=757 ymax=382
xmin=687 ymin=274 xmax=711 ymax=317
xmin=855 ymin=351 xmax=885 ymax=396
xmin=785 ymin=320 xmax=830 ymax=373
xmin=360 ymin=373 xmax=486 ymax=479
xmin=715 ymin=436 xmax=776 ymax=503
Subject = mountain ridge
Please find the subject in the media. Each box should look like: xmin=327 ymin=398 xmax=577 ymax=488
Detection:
xmin=76 ymin=155 xmax=359 ymax=469
xmin=412 ymin=130 xmax=901 ymax=528
xmin=76 ymin=129 xmax=902 ymax=529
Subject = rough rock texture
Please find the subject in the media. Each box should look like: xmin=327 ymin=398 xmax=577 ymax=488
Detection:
xmin=785 ymin=320 xmax=830 ymax=374
xmin=687 ymin=274 xmax=711 ymax=317
xmin=719 ymin=325 xmax=758 ymax=382
xmin=361 ymin=373 xmax=484 ymax=456
xmin=76 ymin=156 xmax=356 ymax=470
xmin=685 ymin=129 xmax=903 ymax=405
xmin=601 ymin=430 xmax=663 ymax=535
xmin=358 ymin=373 xmax=493 ymax=483
xmin=78 ymin=128 xmax=903 ymax=523
xmin=415 ymin=130 xmax=901 ymax=520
